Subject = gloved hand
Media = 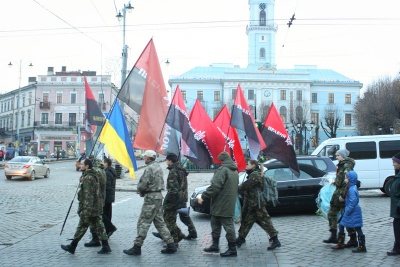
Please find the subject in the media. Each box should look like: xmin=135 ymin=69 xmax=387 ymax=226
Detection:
xmin=396 ymin=206 xmax=400 ymax=215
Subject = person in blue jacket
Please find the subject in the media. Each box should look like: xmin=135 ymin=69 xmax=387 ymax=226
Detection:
xmin=331 ymin=170 xmax=366 ymax=253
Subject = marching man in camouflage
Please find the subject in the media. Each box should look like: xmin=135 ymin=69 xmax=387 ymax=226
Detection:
xmin=153 ymin=153 xmax=189 ymax=244
xmin=123 ymin=150 xmax=177 ymax=256
xmin=235 ymin=160 xmax=281 ymax=250
xmin=61 ymin=158 xmax=111 ymax=254
xmin=199 ymin=151 xmax=239 ymax=257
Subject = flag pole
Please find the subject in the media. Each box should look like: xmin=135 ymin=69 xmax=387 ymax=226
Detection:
xmin=60 ymin=180 xmax=80 ymax=236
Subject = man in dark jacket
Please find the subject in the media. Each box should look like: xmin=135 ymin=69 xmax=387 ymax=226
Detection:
xmin=198 ymin=151 xmax=239 ymax=257
xmin=387 ymin=152 xmax=400 ymax=256
xmin=103 ymin=157 xmax=117 ymax=236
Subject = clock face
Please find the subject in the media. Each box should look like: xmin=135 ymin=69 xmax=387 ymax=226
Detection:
xmin=264 ymin=91 xmax=271 ymax=97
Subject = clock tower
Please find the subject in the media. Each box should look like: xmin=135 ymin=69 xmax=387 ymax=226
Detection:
xmin=247 ymin=0 xmax=277 ymax=69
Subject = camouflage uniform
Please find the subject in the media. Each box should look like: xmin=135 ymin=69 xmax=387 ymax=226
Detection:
xmin=134 ymin=160 xmax=174 ymax=247
xmin=178 ymin=167 xmax=197 ymax=237
xmin=88 ymin=159 xmax=107 ymax=236
xmin=163 ymin=161 xmax=185 ymax=243
xmin=74 ymin=168 xmax=108 ymax=241
xmin=328 ymin=157 xmax=355 ymax=230
xmin=238 ymin=169 xmax=278 ymax=239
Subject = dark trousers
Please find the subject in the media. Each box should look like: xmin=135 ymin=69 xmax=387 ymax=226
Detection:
xmin=102 ymin=202 xmax=116 ymax=233
xmin=393 ymin=218 xmax=400 ymax=251
xmin=210 ymin=215 xmax=236 ymax=242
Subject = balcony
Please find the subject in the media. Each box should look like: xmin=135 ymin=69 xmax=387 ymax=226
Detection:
xmin=34 ymin=121 xmax=76 ymax=129
xmin=98 ymin=102 xmax=107 ymax=110
xmin=39 ymin=101 xmax=50 ymax=109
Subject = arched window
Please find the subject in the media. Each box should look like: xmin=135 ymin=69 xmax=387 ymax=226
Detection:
xmin=260 ymin=10 xmax=266 ymax=26
xmin=279 ymin=106 xmax=287 ymax=123
xmin=260 ymin=48 xmax=265 ymax=59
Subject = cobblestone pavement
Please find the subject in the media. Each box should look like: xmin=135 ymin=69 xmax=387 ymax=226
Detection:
xmin=1 ymin=160 xmax=399 ymax=266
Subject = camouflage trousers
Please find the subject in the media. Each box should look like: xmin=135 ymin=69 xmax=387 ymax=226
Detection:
xmin=238 ymin=207 xmax=278 ymax=239
xmin=328 ymin=205 xmax=356 ymax=235
xmin=134 ymin=195 xmax=174 ymax=247
xmin=179 ymin=211 xmax=197 ymax=235
xmin=210 ymin=215 xmax=236 ymax=242
xmin=73 ymin=215 xmax=108 ymax=241
xmin=163 ymin=209 xmax=183 ymax=243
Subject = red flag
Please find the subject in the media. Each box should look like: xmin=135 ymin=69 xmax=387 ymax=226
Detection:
xmin=165 ymin=86 xmax=212 ymax=168
xmin=84 ymin=76 xmax=105 ymax=154
xmin=118 ymin=38 xmax=171 ymax=154
xmin=230 ymin=84 xmax=266 ymax=160
xmin=214 ymin=105 xmax=246 ymax=172
xmin=261 ymin=103 xmax=300 ymax=177
xmin=189 ymin=100 xmax=226 ymax=164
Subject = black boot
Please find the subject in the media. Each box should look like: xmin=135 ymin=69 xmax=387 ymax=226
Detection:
xmin=323 ymin=229 xmax=338 ymax=243
xmin=61 ymin=239 xmax=79 ymax=254
xmin=152 ymin=232 xmax=162 ymax=239
xmin=204 ymin=237 xmax=220 ymax=252
xmin=161 ymin=242 xmax=177 ymax=254
xmin=268 ymin=235 xmax=281 ymax=250
xmin=98 ymin=240 xmax=112 ymax=254
xmin=220 ymin=242 xmax=237 ymax=257
xmin=352 ymin=235 xmax=367 ymax=253
xmin=177 ymin=232 xmax=186 ymax=243
xmin=331 ymin=233 xmax=346 ymax=249
xmin=183 ymin=231 xmax=198 ymax=240
xmin=123 ymin=245 xmax=141 ymax=256
xmin=344 ymin=233 xmax=358 ymax=248
xmin=235 ymin=236 xmax=246 ymax=248
xmin=84 ymin=234 xmax=101 ymax=247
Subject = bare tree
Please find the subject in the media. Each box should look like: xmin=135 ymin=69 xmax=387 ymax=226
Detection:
xmin=289 ymin=100 xmax=311 ymax=155
xmin=320 ymin=105 xmax=341 ymax=138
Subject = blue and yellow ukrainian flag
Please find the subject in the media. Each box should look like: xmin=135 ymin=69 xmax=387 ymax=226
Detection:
xmin=99 ymin=101 xmax=137 ymax=179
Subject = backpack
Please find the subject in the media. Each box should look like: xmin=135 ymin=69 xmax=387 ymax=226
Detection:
xmin=260 ymin=172 xmax=279 ymax=207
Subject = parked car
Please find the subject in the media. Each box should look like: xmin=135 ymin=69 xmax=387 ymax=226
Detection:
xmin=190 ymin=156 xmax=335 ymax=214
xmin=37 ymin=151 xmax=48 ymax=159
xmin=4 ymin=156 xmax=50 ymax=181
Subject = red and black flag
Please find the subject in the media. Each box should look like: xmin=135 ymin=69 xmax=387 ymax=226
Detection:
xmin=261 ymin=103 xmax=300 ymax=177
xmin=117 ymin=38 xmax=171 ymax=155
xmin=214 ymin=105 xmax=246 ymax=172
xmin=84 ymin=76 xmax=105 ymax=155
xmin=165 ymin=86 xmax=212 ymax=168
xmin=189 ymin=100 xmax=227 ymax=164
xmin=230 ymin=84 xmax=266 ymax=160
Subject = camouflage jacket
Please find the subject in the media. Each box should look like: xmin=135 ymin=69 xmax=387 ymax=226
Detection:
xmin=164 ymin=162 xmax=185 ymax=210
xmin=93 ymin=159 xmax=107 ymax=204
xmin=137 ymin=160 xmax=164 ymax=200
xmin=77 ymin=169 xmax=103 ymax=217
xmin=331 ymin=157 xmax=355 ymax=207
xmin=239 ymin=169 xmax=265 ymax=210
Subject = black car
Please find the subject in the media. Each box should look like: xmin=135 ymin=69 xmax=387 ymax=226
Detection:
xmin=190 ymin=156 xmax=335 ymax=214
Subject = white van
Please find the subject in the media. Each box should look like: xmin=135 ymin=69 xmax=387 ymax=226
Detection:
xmin=311 ymin=134 xmax=400 ymax=195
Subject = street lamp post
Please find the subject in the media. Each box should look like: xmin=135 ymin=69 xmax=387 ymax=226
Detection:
xmin=8 ymin=60 xmax=33 ymax=156
xmin=116 ymin=2 xmax=134 ymax=88
xmin=297 ymin=121 xmax=315 ymax=155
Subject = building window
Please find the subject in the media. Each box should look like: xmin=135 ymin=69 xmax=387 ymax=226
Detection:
xmin=260 ymin=48 xmax=265 ymax=59
xmin=1 ymin=103 xmax=3 ymax=112
xmin=27 ymin=110 xmax=31 ymax=126
xmin=55 ymin=113 xmax=62 ymax=125
xmin=197 ymin=91 xmax=203 ymax=101
xmin=214 ymin=91 xmax=220 ymax=101
xmin=345 ymin=114 xmax=352 ymax=126
xmin=15 ymin=113 xmax=18 ymax=128
xmin=259 ymin=10 xmax=266 ymax=26
xmin=345 ymin=94 xmax=351 ymax=104
xmin=22 ymin=95 xmax=26 ymax=107
xmin=296 ymin=90 xmax=302 ymax=101
xmin=57 ymin=93 xmax=62 ymax=104
xmin=71 ymin=93 xmax=77 ymax=104
xmin=248 ymin=89 xmax=255 ymax=100
xmin=69 ymin=113 xmax=76 ymax=126
xmin=21 ymin=111 xmax=25 ymax=127
xmin=99 ymin=92 xmax=104 ymax=104
xmin=279 ymin=106 xmax=287 ymax=123
xmin=280 ymin=90 xmax=286 ymax=101
xmin=181 ymin=90 xmax=186 ymax=101
xmin=311 ymin=112 xmax=319 ymax=125
xmin=43 ymin=93 xmax=49 ymax=103
xmin=16 ymin=96 xmax=20 ymax=109
xmin=329 ymin=93 xmax=334 ymax=104
xmin=213 ymin=109 xmax=219 ymax=119
xmin=312 ymin=93 xmax=317 ymax=103
xmin=29 ymin=93 xmax=32 ymax=105
xmin=232 ymin=89 xmax=237 ymax=99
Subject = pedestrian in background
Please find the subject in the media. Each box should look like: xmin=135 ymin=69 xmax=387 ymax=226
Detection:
xmin=235 ymin=160 xmax=281 ymax=250
xmin=61 ymin=159 xmax=111 ymax=255
xmin=332 ymin=170 xmax=366 ymax=252
xmin=324 ymin=149 xmax=357 ymax=246
xmin=123 ymin=150 xmax=177 ymax=256
xmin=387 ymin=152 xmax=400 ymax=256
xmin=198 ymin=151 xmax=239 ymax=257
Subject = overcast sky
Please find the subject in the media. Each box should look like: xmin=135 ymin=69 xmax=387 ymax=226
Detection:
xmin=1 ymin=0 xmax=400 ymax=94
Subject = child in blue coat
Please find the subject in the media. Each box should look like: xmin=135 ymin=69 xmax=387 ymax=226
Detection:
xmin=332 ymin=170 xmax=366 ymax=252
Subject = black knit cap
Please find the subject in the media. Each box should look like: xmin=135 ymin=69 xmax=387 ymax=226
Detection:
xmin=166 ymin=153 xmax=178 ymax=162
xmin=392 ymin=152 xmax=400 ymax=164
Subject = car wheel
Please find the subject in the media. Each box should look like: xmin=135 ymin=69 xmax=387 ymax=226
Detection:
xmin=6 ymin=175 xmax=11 ymax=180
xmin=384 ymin=177 xmax=394 ymax=196
xmin=29 ymin=171 xmax=36 ymax=181
xmin=44 ymin=169 xmax=50 ymax=178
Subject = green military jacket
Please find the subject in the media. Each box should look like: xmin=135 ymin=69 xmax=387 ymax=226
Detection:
xmin=331 ymin=157 xmax=355 ymax=207
xmin=77 ymin=169 xmax=103 ymax=217
xmin=163 ymin=161 xmax=185 ymax=211
xmin=239 ymin=168 xmax=265 ymax=210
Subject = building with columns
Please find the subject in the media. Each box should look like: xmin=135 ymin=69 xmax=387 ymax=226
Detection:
xmin=169 ymin=0 xmax=362 ymax=150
